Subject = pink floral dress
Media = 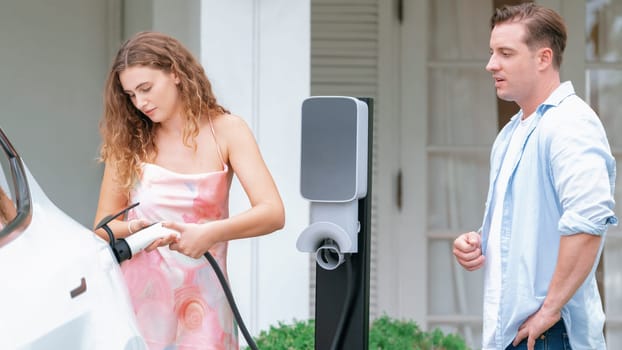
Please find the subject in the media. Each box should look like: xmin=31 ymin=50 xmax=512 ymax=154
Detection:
xmin=121 ymin=134 xmax=237 ymax=350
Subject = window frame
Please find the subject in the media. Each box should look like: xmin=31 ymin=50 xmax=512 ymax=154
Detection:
xmin=0 ymin=128 xmax=32 ymax=247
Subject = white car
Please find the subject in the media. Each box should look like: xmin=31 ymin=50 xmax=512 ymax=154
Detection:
xmin=0 ymin=128 xmax=147 ymax=349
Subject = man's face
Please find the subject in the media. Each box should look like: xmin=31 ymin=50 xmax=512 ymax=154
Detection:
xmin=486 ymin=21 xmax=540 ymax=107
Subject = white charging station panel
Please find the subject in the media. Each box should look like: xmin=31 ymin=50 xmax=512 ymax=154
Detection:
xmin=298 ymin=96 xmax=369 ymax=269
xmin=300 ymin=96 xmax=368 ymax=202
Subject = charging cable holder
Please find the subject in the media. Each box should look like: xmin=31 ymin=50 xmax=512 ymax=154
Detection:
xmin=298 ymin=201 xmax=359 ymax=270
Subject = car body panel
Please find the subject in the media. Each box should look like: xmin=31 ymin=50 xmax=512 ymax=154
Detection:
xmin=0 ymin=128 xmax=146 ymax=349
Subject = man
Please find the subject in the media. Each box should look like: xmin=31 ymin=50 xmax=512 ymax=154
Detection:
xmin=453 ymin=3 xmax=617 ymax=350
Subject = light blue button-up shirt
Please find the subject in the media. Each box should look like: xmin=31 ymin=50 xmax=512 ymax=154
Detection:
xmin=480 ymin=81 xmax=617 ymax=349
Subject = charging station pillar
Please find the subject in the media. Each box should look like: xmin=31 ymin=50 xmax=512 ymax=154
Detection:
xmin=315 ymin=161 xmax=372 ymax=349
xmin=297 ymin=97 xmax=372 ymax=350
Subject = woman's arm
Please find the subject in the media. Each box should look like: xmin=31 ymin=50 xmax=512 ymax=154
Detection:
xmin=167 ymin=114 xmax=285 ymax=258
xmin=223 ymin=114 xmax=285 ymax=238
xmin=93 ymin=162 xmax=141 ymax=241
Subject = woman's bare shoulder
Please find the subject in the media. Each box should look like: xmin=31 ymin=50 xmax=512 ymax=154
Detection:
xmin=211 ymin=113 xmax=253 ymax=135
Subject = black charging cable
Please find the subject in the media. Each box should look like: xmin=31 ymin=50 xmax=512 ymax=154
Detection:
xmin=330 ymin=254 xmax=356 ymax=350
xmin=94 ymin=202 xmax=139 ymax=263
xmin=203 ymin=251 xmax=259 ymax=350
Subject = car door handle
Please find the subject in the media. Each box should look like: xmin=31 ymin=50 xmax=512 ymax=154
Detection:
xmin=69 ymin=277 xmax=87 ymax=298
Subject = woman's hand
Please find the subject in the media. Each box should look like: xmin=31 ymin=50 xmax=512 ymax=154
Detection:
xmin=128 ymin=219 xmax=180 ymax=252
xmin=164 ymin=221 xmax=218 ymax=258
xmin=143 ymin=232 xmax=180 ymax=252
xmin=126 ymin=218 xmax=152 ymax=235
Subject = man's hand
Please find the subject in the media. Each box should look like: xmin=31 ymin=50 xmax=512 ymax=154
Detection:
xmin=512 ymin=233 xmax=601 ymax=349
xmin=452 ymin=231 xmax=485 ymax=271
xmin=512 ymin=308 xmax=561 ymax=350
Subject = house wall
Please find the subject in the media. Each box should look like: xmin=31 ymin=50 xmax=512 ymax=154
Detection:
xmin=0 ymin=0 xmax=109 ymax=227
xmin=200 ymin=0 xmax=311 ymax=339
xmin=0 ymin=0 xmax=310 ymax=342
xmin=123 ymin=0 xmax=201 ymax=56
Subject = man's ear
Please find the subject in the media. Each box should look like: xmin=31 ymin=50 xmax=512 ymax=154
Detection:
xmin=537 ymin=47 xmax=554 ymax=70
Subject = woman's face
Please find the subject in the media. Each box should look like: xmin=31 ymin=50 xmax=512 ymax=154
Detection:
xmin=119 ymin=65 xmax=183 ymax=124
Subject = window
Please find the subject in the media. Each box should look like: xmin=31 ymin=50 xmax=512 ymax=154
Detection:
xmin=0 ymin=128 xmax=30 ymax=245
xmin=0 ymin=138 xmax=17 ymax=230
xmin=586 ymin=0 xmax=622 ymax=346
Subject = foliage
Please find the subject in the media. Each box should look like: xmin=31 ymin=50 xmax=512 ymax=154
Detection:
xmin=369 ymin=316 xmax=469 ymax=350
xmin=251 ymin=319 xmax=315 ymax=350
xmin=246 ymin=316 xmax=469 ymax=350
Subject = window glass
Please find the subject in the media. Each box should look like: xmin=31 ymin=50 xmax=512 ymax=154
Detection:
xmin=587 ymin=70 xmax=622 ymax=147
xmin=0 ymin=146 xmax=17 ymax=230
xmin=428 ymin=0 xmax=491 ymax=61
xmin=586 ymin=1 xmax=622 ymax=347
xmin=586 ymin=0 xmax=622 ymax=63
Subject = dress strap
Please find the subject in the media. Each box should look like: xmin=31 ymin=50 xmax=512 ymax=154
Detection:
xmin=208 ymin=115 xmax=226 ymax=169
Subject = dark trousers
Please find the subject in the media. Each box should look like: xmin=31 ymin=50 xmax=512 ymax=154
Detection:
xmin=505 ymin=320 xmax=571 ymax=350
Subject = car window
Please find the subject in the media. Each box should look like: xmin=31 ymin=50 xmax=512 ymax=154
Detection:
xmin=0 ymin=149 xmax=17 ymax=230
xmin=0 ymin=128 xmax=29 ymax=245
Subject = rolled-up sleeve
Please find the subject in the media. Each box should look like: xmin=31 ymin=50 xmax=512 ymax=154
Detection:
xmin=549 ymin=110 xmax=617 ymax=236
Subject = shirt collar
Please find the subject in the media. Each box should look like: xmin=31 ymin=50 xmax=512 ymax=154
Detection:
xmin=536 ymin=81 xmax=575 ymax=115
xmin=510 ymin=81 xmax=576 ymax=122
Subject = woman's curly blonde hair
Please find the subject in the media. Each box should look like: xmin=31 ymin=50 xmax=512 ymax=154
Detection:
xmin=99 ymin=31 xmax=228 ymax=196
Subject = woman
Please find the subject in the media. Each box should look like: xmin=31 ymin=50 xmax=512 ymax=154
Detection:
xmin=93 ymin=31 xmax=285 ymax=349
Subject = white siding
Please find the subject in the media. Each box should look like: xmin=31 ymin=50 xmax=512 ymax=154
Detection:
xmin=310 ymin=0 xmax=380 ymax=319
xmin=201 ymin=0 xmax=311 ymax=342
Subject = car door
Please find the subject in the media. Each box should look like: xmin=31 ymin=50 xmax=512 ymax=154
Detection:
xmin=0 ymin=127 xmax=147 ymax=349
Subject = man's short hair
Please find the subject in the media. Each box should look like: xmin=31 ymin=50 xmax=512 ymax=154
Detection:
xmin=491 ymin=3 xmax=567 ymax=70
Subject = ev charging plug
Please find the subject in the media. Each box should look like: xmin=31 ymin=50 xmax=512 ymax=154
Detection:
xmin=124 ymin=222 xmax=180 ymax=254
xmin=296 ymin=96 xmax=368 ymax=270
xmin=94 ymin=203 xmax=179 ymax=264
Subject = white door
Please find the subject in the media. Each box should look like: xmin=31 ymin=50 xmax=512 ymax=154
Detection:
xmin=582 ymin=0 xmax=622 ymax=347
xmin=393 ymin=1 xmax=495 ymax=347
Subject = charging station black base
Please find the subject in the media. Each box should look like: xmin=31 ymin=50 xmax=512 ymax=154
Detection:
xmin=314 ymin=97 xmax=372 ymax=350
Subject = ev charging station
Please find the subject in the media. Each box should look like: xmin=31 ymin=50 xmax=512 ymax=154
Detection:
xmin=297 ymin=96 xmax=372 ymax=350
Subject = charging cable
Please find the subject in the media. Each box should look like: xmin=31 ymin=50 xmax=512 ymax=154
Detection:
xmin=330 ymin=255 xmax=356 ymax=350
xmin=203 ymin=251 xmax=259 ymax=350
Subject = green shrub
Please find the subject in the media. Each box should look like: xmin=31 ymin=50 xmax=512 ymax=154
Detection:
xmin=246 ymin=316 xmax=469 ymax=350
xmin=252 ymin=319 xmax=315 ymax=350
